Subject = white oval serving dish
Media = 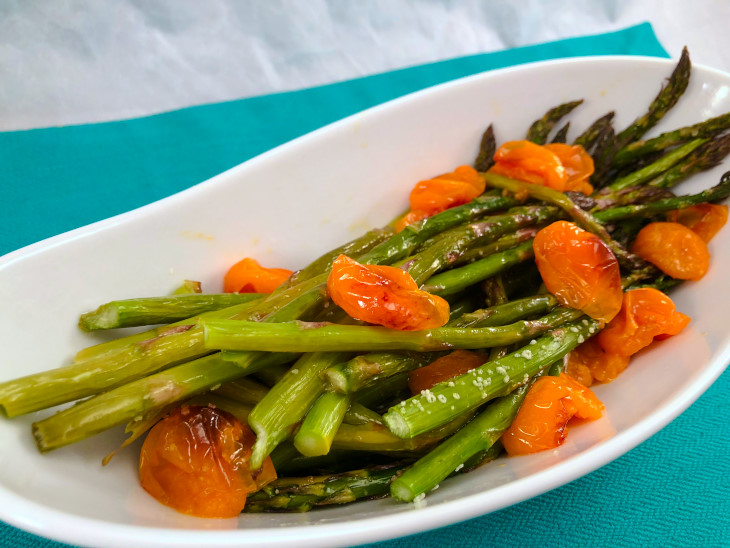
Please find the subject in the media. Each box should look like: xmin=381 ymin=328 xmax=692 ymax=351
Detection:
xmin=0 ymin=55 xmax=729 ymax=548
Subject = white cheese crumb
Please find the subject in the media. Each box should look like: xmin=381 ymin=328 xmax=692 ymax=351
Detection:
xmin=569 ymin=326 xmax=579 ymax=333
xmin=453 ymin=393 xmax=460 ymax=400
xmin=290 ymin=369 xmax=299 ymax=375
xmin=522 ymin=350 xmax=532 ymax=359
xmin=529 ymin=339 xmax=537 ymax=345
xmin=578 ymin=335 xmax=585 ymax=344
xmin=447 ymin=381 xmax=455 ymax=387
xmin=504 ymin=375 xmax=511 ymax=383
xmin=495 ymin=366 xmax=507 ymax=375
xmin=454 ymin=464 xmax=464 ymax=472
xmin=437 ymin=394 xmax=448 ymax=403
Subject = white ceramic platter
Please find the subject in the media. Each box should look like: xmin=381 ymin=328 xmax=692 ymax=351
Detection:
xmin=0 ymin=56 xmax=729 ymax=548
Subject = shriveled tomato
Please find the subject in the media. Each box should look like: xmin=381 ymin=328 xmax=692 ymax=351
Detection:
xmin=533 ymin=221 xmax=623 ymax=322
xmin=631 ymin=222 xmax=710 ymax=281
xmin=490 ymin=140 xmax=567 ymax=191
xmin=543 ymin=143 xmax=595 ymax=195
xmin=408 ymin=350 xmax=487 ymax=394
xmin=139 ymin=405 xmax=276 ymax=518
xmin=223 ymin=258 xmax=292 ymax=293
xmin=667 ymin=203 xmax=728 ymax=243
xmin=327 ymin=255 xmax=449 ymax=330
xmin=566 ymin=337 xmax=630 ymax=385
xmin=597 ymin=287 xmax=689 ymax=357
xmin=396 ymin=166 xmax=485 ymax=231
xmin=502 ymin=373 xmax=603 ymax=455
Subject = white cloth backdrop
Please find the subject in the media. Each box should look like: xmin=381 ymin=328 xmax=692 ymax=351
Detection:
xmin=1 ymin=0 xmax=727 ymax=131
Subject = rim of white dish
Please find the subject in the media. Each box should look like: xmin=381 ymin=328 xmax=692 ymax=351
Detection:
xmin=1 ymin=54 xmax=729 ymax=548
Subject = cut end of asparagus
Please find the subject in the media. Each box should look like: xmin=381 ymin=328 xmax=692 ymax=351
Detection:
xmin=78 ymin=305 xmax=119 ymax=331
xmin=293 ymin=434 xmax=329 ymax=457
xmin=390 ymin=478 xmax=417 ymax=502
xmin=321 ymin=369 xmax=348 ymax=393
xmin=382 ymin=411 xmax=411 ymax=439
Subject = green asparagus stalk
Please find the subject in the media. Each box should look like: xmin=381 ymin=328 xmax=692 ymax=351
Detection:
xmin=245 ymin=464 xmax=405 ymax=512
xmin=78 ymin=293 xmax=264 ymax=330
xmin=420 ymin=240 xmax=535 ymax=296
xmin=573 ymin=111 xmax=614 ymax=149
xmin=293 ymin=392 xmax=351 ymax=457
xmin=31 ymin=350 xmax=294 ymax=452
xmin=213 ymin=377 xmax=271 ymax=406
xmin=594 ymin=171 xmax=730 ymax=222
xmin=323 ymin=351 xmax=445 ymax=394
xmin=390 ymin=380 xmax=533 ymax=501
xmin=613 ymin=111 xmax=730 ymax=166
xmin=588 ymin=123 xmax=616 ymax=188
xmin=451 ymin=227 xmax=540 ymax=266
xmin=614 ymin=47 xmax=691 ymax=150
xmin=526 ymin=100 xmax=583 ymax=144
xmin=352 ymin=371 xmax=410 ymax=410
xmin=382 ymin=318 xmax=597 ymax=439
xmin=606 ymin=138 xmax=707 ymax=191
xmin=646 ymin=133 xmax=730 ymax=189
xmin=248 ymin=351 xmax=351 ymax=469
xmin=343 ymin=403 xmax=385 ymax=425
xmin=203 ymin=308 xmax=584 ymax=354
xmin=450 ymin=295 xmax=558 ymax=328
xmin=474 ymin=124 xmax=496 ymax=172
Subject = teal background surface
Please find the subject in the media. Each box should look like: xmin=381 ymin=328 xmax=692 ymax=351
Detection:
xmin=1 ymin=23 xmax=727 ymax=547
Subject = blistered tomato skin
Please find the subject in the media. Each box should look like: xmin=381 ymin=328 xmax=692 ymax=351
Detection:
xmin=396 ymin=166 xmax=485 ymax=231
xmin=139 ymin=406 xmax=276 ymax=518
xmin=566 ymin=337 xmax=630 ymax=385
xmin=668 ymin=203 xmax=728 ymax=243
xmin=533 ymin=221 xmax=623 ymax=322
xmin=597 ymin=288 xmax=690 ymax=357
xmin=223 ymin=258 xmax=293 ymax=294
xmin=490 ymin=140 xmax=567 ymax=191
xmin=543 ymin=143 xmax=595 ymax=195
xmin=631 ymin=222 xmax=710 ymax=281
xmin=408 ymin=350 xmax=487 ymax=395
xmin=327 ymin=255 xmax=450 ymax=331
xmin=502 ymin=373 xmax=603 ymax=456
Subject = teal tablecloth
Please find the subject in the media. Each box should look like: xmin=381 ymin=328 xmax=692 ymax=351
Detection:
xmin=1 ymin=23 xmax=727 ymax=547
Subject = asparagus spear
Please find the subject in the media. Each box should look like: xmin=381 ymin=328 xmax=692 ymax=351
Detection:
xmin=613 ymin=111 xmax=730 ymax=166
xmin=293 ymin=392 xmax=350 ymax=457
xmin=606 ymin=138 xmax=707 ymax=191
xmin=344 ymin=403 xmax=385 ymax=426
xmin=550 ymin=123 xmax=570 ymax=144
xmin=31 ymin=350 xmax=294 ymax=452
xmin=245 ymin=464 xmax=404 ymax=512
xmin=203 ymin=308 xmax=584 ymax=354
xmin=390 ymin=379 xmax=533 ymax=501
xmin=595 ymin=171 xmax=730 ymax=222
xmin=78 ymin=293 xmax=264 ymax=330
xmin=526 ymin=100 xmax=583 ymax=145
xmin=573 ymin=112 xmax=615 ymax=150
xmin=474 ymin=124 xmax=496 ymax=172
xmin=420 ymin=240 xmax=535 ymax=296
xmin=449 ymin=295 xmax=558 ymax=328
xmin=588 ymin=123 xmax=616 ymax=188
xmin=382 ymin=318 xmax=597 ymax=439
xmin=614 ymin=47 xmax=691 ymax=150
xmin=212 ymin=377 xmax=270 ymax=406
xmin=646 ymin=133 xmax=730 ymax=189
xmin=451 ymin=227 xmax=540 ymax=266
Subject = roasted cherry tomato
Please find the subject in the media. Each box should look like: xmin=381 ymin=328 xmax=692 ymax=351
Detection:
xmin=223 ymin=257 xmax=292 ymax=293
xmin=566 ymin=337 xmax=630 ymax=386
xmin=631 ymin=222 xmax=710 ymax=281
xmin=533 ymin=221 xmax=623 ymax=322
xmin=667 ymin=203 xmax=728 ymax=243
xmin=502 ymin=373 xmax=603 ymax=455
xmin=543 ymin=143 xmax=595 ymax=195
xmin=408 ymin=350 xmax=487 ymax=394
xmin=396 ymin=166 xmax=485 ymax=231
xmin=490 ymin=140 xmax=567 ymax=191
xmin=597 ymin=287 xmax=690 ymax=357
xmin=327 ymin=255 xmax=450 ymax=330
xmin=139 ymin=405 xmax=276 ymax=518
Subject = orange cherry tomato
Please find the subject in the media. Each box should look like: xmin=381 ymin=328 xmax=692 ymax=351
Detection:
xmin=667 ymin=203 xmax=728 ymax=243
xmin=566 ymin=337 xmax=630 ymax=385
xmin=631 ymin=222 xmax=710 ymax=281
xmin=597 ymin=287 xmax=690 ymax=357
xmin=139 ymin=405 xmax=276 ymax=518
xmin=543 ymin=143 xmax=595 ymax=195
xmin=533 ymin=221 xmax=623 ymax=322
xmin=502 ymin=373 xmax=603 ymax=455
xmin=327 ymin=255 xmax=450 ymax=331
xmin=490 ymin=140 xmax=567 ymax=191
xmin=223 ymin=258 xmax=292 ymax=293
xmin=396 ymin=166 xmax=485 ymax=231
xmin=408 ymin=350 xmax=487 ymax=394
